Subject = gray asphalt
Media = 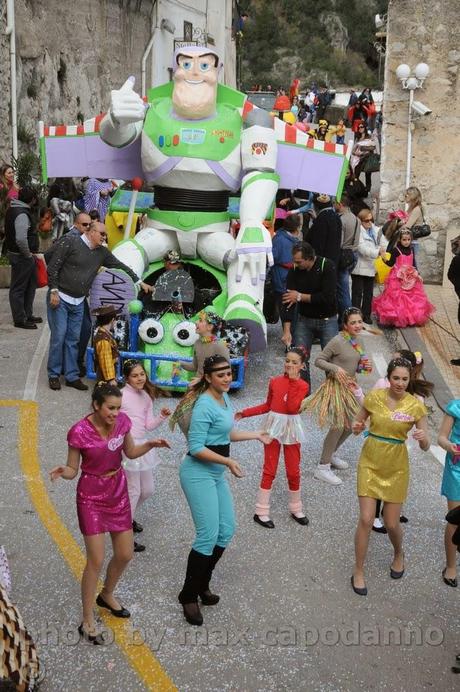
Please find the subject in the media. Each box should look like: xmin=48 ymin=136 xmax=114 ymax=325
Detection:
xmin=1 ymin=287 xmax=458 ymax=692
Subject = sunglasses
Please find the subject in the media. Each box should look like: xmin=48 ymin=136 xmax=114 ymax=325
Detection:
xmin=363 ymin=217 xmax=373 ymax=223
xmin=80 ymin=222 xmax=91 ymax=227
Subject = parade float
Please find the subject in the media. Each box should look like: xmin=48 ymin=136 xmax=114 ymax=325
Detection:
xmin=40 ymin=45 xmax=351 ymax=388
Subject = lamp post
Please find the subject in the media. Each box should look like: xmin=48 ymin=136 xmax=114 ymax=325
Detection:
xmin=395 ymin=62 xmax=430 ymax=188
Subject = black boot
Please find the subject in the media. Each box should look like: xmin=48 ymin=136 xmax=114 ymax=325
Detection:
xmin=200 ymin=545 xmax=225 ymax=606
xmin=178 ymin=549 xmax=209 ymax=626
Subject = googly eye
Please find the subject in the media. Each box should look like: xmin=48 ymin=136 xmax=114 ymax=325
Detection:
xmin=172 ymin=321 xmax=198 ymax=347
xmin=138 ymin=318 xmax=164 ymax=345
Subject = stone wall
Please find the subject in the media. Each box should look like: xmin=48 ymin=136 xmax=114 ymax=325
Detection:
xmin=0 ymin=0 xmax=154 ymax=160
xmin=380 ymin=0 xmax=460 ymax=283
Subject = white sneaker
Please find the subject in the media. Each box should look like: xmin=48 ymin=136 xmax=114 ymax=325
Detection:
xmin=331 ymin=454 xmax=349 ymax=470
xmin=313 ymin=465 xmax=343 ymax=485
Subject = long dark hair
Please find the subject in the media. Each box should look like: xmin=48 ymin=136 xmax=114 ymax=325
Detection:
xmin=169 ymin=355 xmax=231 ymax=431
xmin=122 ymin=359 xmax=161 ymax=401
xmin=397 ymin=350 xmax=434 ymax=400
xmin=92 ymin=382 xmax=121 ymax=408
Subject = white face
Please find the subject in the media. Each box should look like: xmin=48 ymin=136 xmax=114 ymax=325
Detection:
xmin=388 ymin=367 xmax=410 ymax=395
xmin=172 ymin=53 xmax=219 ymax=119
xmin=127 ymin=365 xmax=147 ymax=390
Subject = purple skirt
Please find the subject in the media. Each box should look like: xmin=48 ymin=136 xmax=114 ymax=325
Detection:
xmin=77 ymin=468 xmax=132 ymax=536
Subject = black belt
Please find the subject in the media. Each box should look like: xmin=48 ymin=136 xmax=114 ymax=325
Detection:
xmin=188 ymin=444 xmax=230 ymax=458
xmin=154 ymin=186 xmax=229 ymax=212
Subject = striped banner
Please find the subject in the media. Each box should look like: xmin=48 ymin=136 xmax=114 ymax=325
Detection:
xmin=42 ymin=114 xmax=105 ymax=137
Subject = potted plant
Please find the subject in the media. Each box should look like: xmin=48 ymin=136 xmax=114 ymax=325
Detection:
xmin=0 ymin=255 xmax=11 ymax=288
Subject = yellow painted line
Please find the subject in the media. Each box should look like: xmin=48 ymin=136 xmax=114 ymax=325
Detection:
xmin=2 ymin=400 xmax=176 ymax=692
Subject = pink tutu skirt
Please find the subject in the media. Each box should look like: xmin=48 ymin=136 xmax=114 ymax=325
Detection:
xmin=372 ymin=271 xmax=434 ymax=328
xmin=77 ymin=468 xmax=132 ymax=536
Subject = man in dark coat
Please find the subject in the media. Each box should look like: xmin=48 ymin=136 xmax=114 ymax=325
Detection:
xmin=305 ymin=194 xmax=342 ymax=269
xmin=448 ymin=250 xmax=460 ymax=365
xmin=4 ymin=186 xmax=41 ymax=329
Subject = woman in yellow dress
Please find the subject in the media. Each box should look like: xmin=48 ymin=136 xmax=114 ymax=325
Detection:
xmin=350 ymin=358 xmax=430 ymax=595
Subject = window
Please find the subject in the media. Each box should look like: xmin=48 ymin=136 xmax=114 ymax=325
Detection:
xmin=184 ymin=21 xmax=193 ymax=41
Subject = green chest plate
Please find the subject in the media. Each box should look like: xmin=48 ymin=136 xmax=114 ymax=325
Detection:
xmin=143 ymin=99 xmax=241 ymax=161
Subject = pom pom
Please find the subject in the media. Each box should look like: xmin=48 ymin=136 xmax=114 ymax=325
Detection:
xmin=131 ymin=177 xmax=143 ymax=191
xmin=128 ymin=299 xmax=143 ymax=315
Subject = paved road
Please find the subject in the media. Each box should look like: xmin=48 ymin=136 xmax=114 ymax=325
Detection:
xmin=1 ymin=288 xmax=458 ymax=691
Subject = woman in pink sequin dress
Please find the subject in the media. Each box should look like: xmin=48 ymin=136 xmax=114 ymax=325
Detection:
xmin=50 ymin=383 xmax=170 ymax=644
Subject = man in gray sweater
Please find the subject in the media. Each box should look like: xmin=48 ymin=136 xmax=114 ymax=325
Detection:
xmin=46 ymin=220 xmax=151 ymax=391
xmin=334 ymin=194 xmax=360 ymax=325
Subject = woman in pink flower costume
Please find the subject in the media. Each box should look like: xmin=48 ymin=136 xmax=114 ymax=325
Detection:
xmin=372 ymin=229 xmax=434 ymax=327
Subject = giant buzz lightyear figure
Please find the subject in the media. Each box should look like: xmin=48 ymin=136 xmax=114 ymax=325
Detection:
xmin=99 ymin=45 xmax=278 ymax=351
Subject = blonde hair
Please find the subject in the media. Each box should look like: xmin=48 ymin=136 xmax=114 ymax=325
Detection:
xmin=405 ymin=186 xmax=423 ymax=213
xmin=357 ymin=208 xmax=373 ymax=223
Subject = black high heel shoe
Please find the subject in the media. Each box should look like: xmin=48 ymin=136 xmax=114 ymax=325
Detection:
xmin=442 ymin=568 xmax=458 ymax=588
xmin=291 ymin=513 xmax=309 ymax=526
xmin=78 ymin=623 xmax=105 ymax=645
xmin=350 ymin=575 xmax=367 ymax=596
xmin=253 ymin=514 xmax=275 ymax=529
xmin=96 ymin=593 xmax=131 ymax=617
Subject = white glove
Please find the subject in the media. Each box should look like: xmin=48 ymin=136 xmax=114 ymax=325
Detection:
xmin=110 ymin=76 xmax=146 ymax=127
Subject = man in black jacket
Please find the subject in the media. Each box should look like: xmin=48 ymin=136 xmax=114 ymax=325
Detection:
xmin=4 ymin=186 xmax=41 ymax=329
xmin=46 ymin=220 xmax=151 ymax=391
xmin=448 ymin=252 xmax=460 ymax=366
xmin=282 ymin=242 xmax=338 ymax=385
xmin=305 ymin=194 xmax=342 ymax=269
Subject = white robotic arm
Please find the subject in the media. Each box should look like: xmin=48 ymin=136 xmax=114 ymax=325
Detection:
xmin=235 ymin=110 xmax=279 ymax=284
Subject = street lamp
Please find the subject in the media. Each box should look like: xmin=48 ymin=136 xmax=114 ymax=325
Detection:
xmin=395 ymin=62 xmax=430 ymax=188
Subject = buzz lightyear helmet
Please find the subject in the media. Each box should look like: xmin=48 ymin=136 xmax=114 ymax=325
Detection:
xmin=173 ymin=44 xmax=222 ymax=71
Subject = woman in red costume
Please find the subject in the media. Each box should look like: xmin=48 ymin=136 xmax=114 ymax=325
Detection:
xmin=235 ymin=347 xmax=309 ymax=528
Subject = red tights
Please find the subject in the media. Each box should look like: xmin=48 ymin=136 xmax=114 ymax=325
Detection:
xmin=260 ymin=440 xmax=301 ymax=491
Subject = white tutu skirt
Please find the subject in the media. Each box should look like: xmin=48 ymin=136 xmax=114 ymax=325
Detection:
xmin=122 ymin=438 xmax=160 ymax=472
xmin=263 ymin=412 xmax=305 ymax=445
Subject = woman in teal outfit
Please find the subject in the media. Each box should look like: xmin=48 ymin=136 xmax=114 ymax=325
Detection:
xmin=438 ymin=399 xmax=460 ymax=588
xmin=173 ymin=355 xmax=271 ymax=626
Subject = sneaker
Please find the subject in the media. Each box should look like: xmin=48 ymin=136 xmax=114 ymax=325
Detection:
xmin=49 ymin=377 xmax=61 ymax=391
xmin=313 ymin=465 xmax=342 ymax=485
xmin=134 ymin=541 xmax=146 ymax=552
xmin=65 ymin=379 xmax=89 ymax=391
xmin=331 ymin=454 xmax=349 ymax=470
xmin=372 ymin=518 xmax=387 ymax=534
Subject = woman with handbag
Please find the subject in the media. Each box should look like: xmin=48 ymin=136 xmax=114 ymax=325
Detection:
xmin=402 ymin=186 xmax=431 ymax=246
xmin=350 ymin=125 xmax=378 ymax=194
xmin=403 ymin=187 xmax=423 ymax=230
xmin=351 ymin=210 xmax=388 ymax=325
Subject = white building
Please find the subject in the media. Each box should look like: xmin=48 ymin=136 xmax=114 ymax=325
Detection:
xmin=144 ymin=0 xmax=236 ymax=92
